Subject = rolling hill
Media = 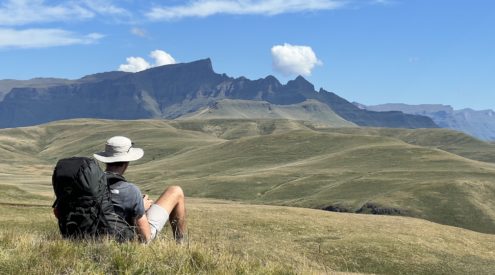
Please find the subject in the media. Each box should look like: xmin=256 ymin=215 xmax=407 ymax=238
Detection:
xmin=1 ymin=118 xmax=495 ymax=234
xmin=178 ymin=99 xmax=355 ymax=127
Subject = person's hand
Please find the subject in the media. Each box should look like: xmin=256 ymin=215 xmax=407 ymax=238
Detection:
xmin=53 ymin=207 xmax=60 ymax=219
xmin=143 ymin=194 xmax=154 ymax=211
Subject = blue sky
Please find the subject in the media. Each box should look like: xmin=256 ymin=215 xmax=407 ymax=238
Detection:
xmin=0 ymin=0 xmax=493 ymax=110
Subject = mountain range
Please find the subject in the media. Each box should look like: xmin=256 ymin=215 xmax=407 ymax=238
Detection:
xmin=359 ymin=103 xmax=495 ymax=141
xmin=0 ymin=59 xmax=437 ymax=129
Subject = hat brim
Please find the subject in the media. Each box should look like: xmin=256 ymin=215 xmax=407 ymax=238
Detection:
xmin=93 ymin=148 xmax=144 ymax=163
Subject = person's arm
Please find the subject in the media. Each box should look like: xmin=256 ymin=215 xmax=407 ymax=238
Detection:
xmin=53 ymin=207 xmax=60 ymax=219
xmin=143 ymin=194 xmax=153 ymax=211
xmin=135 ymin=194 xmax=154 ymax=243
xmin=135 ymin=214 xmax=152 ymax=243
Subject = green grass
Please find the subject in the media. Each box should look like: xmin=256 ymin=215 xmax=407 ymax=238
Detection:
xmin=1 ymin=118 xmax=495 ymax=235
xmin=325 ymin=127 xmax=495 ymax=163
xmin=1 ymin=196 xmax=495 ymax=274
xmin=179 ymin=99 xmax=355 ymax=128
xmin=0 ymin=185 xmax=49 ymax=205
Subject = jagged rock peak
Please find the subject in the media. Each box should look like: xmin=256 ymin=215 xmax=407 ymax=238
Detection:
xmin=287 ymin=75 xmax=315 ymax=91
xmin=263 ymin=75 xmax=281 ymax=86
xmin=185 ymin=58 xmax=214 ymax=71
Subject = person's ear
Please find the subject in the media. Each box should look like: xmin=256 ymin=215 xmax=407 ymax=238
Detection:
xmin=123 ymin=162 xmax=129 ymax=173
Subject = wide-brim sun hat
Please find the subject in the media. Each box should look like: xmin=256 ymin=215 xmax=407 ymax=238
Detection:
xmin=93 ymin=136 xmax=144 ymax=163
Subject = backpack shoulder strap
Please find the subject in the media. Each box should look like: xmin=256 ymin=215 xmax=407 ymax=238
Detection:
xmin=105 ymin=171 xmax=127 ymax=186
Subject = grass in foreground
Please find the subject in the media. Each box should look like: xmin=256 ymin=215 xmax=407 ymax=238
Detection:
xmin=1 ymin=196 xmax=495 ymax=274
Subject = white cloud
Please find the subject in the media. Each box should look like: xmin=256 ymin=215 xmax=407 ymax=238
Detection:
xmin=130 ymin=27 xmax=147 ymax=37
xmin=150 ymin=50 xmax=176 ymax=66
xmin=118 ymin=57 xmax=151 ymax=73
xmin=147 ymin=0 xmax=347 ymax=20
xmin=0 ymin=0 xmax=94 ymax=26
xmin=0 ymin=28 xmax=103 ymax=48
xmin=0 ymin=1 xmax=135 ymax=49
xmin=271 ymin=43 xmax=322 ymax=76
xmin=370 ymin=0 xmax=395 ymax=5
xmin=0 ymin=0 xmax=132 ymax=26
xmin=119 ymin=50 xmax=177 ymax=73
xmin=80 ymin=0 xmax=129 ymax=16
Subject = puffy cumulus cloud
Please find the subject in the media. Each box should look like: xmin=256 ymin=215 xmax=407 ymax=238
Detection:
xmin=271 ymin=43 xmax=322 ymax=76
xmin=147 ymin=0 xmax=347 ymax=20
xmin=119 ymin=50 xmax=177 ymax=73
xmin=150 ymin=50 xmax=176 ymax=66
xmin=0 ymin=28 xmax=103 ymax=48
xmin=118 ymin=57 xmax=150 ymax=73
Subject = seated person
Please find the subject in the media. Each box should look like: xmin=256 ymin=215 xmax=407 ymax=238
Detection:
xmin=93 ymin=136 xmax=187 ymax=243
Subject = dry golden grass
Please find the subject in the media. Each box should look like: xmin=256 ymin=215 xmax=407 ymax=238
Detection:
xmin=1 ymin=118 xmax=495 ymax=273
xmin=1 ymin=197 xmax=494 ymax=274
xmin=1 ymin=118 xmax=495 ymax=234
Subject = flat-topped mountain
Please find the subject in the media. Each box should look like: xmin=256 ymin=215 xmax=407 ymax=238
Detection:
xmin=0 ymin=72 xmax=130 ymax=101
xmin=0 ymin=59 xmax=437 ymax=129
xmin=0 ymin=78 xmax=73 ymax=101
xmin=363 ymin=103 xmax=495 ymax=141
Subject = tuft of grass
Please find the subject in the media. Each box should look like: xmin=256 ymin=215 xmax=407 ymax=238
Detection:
xmin=1 ymin=199 xmax=495 ymax=274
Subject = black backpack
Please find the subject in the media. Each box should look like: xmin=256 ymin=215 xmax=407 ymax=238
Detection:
xmin=52 ymin=157 xmax=134 ymax=241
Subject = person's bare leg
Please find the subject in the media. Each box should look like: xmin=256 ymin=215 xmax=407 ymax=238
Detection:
xmin=154 ymin=186 xmax=186 ymax=241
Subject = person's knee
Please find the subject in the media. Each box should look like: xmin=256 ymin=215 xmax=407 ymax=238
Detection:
xmin=155 ymin=185 xmax=185 ymax=213
xmin=167 ymin=185 xmax=184 ymax=200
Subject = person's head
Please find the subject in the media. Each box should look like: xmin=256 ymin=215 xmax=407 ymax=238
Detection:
xmin=93 ymin=136 xmax=143 ymax=174
xmin=105 ymin=161 xmax=129 ymax=174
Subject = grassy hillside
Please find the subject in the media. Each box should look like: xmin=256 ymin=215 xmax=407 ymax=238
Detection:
xmin=326 ymin=127 xmax=495 ymax=163
xmin=178 ymin=99 xmax=355 ymax=128
xmin=1 ymin=118 xmax=495 ymax=234
xmin=1 ymin=187 xmax=495 ymax=274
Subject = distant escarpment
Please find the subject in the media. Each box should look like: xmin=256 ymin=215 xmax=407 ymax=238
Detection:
xmin=0 ymin=59 xmax=437 ymax=129
xmin=362 ymin=103 xmax=495 ymax=141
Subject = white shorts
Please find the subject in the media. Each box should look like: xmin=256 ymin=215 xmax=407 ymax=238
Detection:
xmin=146 ymin=204 xmax=169 ymax=240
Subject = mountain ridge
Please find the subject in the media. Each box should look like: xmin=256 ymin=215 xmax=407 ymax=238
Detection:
xmin=362 ymin=103 xmax=495 ymax=141
xmin=0 ymin=59 xmax=437 ymax=129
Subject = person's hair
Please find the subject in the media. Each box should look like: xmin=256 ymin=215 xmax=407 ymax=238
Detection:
xmin=106 ymin=162 xmax=128 ymax=168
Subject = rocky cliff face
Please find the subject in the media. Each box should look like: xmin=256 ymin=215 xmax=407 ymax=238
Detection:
xmin=0 ymin=59 xmax=437 ymax=129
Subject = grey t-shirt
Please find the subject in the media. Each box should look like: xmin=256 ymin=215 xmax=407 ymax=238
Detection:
xmin=109 ymin=180 xmax=145 ymax=226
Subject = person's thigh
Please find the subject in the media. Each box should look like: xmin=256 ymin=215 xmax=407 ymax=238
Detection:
xmin=154 ymin=186 xmax=183 ymax=214
xmin=146 ymin=204 xmax=169 ymax=239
